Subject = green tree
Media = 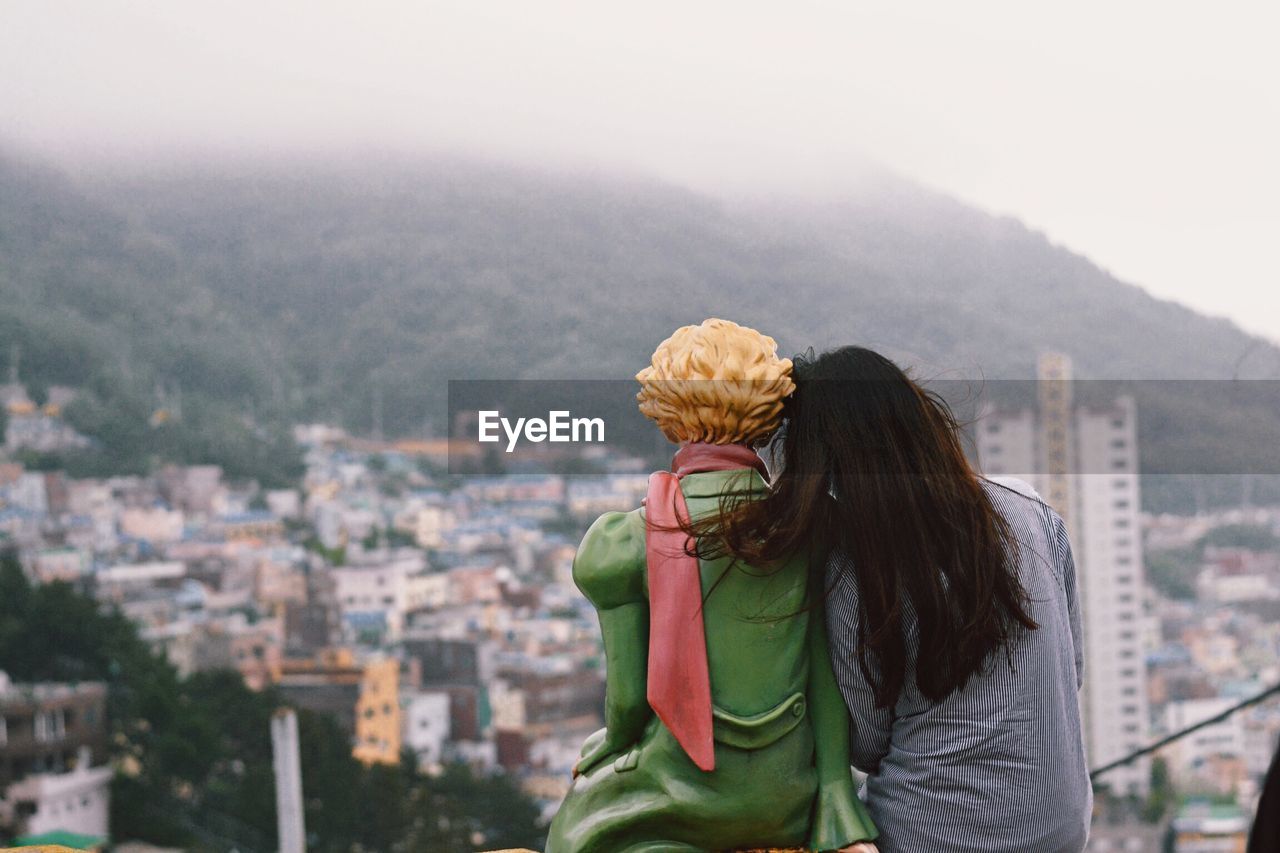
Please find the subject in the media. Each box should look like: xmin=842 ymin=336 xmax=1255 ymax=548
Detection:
xmin=1145 ymin=549 xmax=1201 ymax=601
xmin=1144 ymin=757 xmax=1176 ymax=823
xmin=1201 ymin=524 xmax=1278 ymax=552
xmin=404 ymin=763 xmax=546 ymax=851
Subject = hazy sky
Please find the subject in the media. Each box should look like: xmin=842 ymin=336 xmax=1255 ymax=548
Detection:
xmin=3 ymin=1 xmax=1278 ymax=344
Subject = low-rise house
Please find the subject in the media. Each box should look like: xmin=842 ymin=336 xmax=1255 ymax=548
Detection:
xmin=1170 ymin=801 xmax=1250 ymax=852
xmin=118 ymin=506 xmax=185 ymax=544
xmin=402 ymin=690 xmax=451 ymax=770
xmin=0 ymin=675 xmax=110 ymax=841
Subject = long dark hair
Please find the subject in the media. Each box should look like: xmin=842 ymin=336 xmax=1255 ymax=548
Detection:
xmin=699 ymin=346 xmax=1037 ymax=708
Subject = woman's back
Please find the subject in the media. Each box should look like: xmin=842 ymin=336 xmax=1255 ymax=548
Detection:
xmin=826 ymin=478 xmax=1093 ymax=852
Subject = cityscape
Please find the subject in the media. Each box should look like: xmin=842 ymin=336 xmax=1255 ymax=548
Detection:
xmin=1 ymin=351 xmax=1278 ymax=851
xmin=2 ymin=2 xmax=1278 ymax=850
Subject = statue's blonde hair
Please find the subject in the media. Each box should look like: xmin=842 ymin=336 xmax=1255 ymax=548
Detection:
xmin=636 ymin=318 xmax=795 ymax=445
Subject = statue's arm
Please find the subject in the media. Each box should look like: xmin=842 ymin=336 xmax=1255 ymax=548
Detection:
xmin=572 ymin=510 xmax=652 ymax=776
xmin=807 ymin=606 xmax=879 ymax=850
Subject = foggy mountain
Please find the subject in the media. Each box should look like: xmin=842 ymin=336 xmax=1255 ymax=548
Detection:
xmin=1 ymin=147 xmax=1278 ymax=497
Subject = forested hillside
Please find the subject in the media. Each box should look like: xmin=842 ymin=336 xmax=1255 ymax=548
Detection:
xmin=2 ymin=147 xmax=1277 ymax=503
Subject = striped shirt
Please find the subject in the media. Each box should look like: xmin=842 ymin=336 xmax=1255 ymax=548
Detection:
xmin=826 ymin=477 xmax=1092 ymax=853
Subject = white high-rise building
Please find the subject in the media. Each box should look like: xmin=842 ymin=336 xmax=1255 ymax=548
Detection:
xmin=976 ymin=353 xmax=1149 ymax=797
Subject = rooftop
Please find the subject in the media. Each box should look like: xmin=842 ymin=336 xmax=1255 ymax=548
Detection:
xmin=0 ymin=674 xmax=107 ymax=706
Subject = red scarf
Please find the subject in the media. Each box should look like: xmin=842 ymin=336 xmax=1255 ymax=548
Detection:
xmin=644 ymin=442 xmax=768 ymax=772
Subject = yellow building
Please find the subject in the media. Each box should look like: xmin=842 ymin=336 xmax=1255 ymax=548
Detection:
xmin=353 ymin=658 xmax=402 ymax=765
xmin=275 ymin=650 xmax=403 ymax=766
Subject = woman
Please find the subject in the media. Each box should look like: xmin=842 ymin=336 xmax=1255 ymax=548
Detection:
xmin=707 ymin=346 xmax=1093 ymax=852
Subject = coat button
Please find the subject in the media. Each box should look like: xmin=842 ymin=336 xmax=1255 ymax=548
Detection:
xmin=793 ymin=700 xmax=805 ymax=716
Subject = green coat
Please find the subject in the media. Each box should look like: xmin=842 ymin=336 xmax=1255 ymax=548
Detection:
xmin=546 ymin=469 xmax=878 ymax=853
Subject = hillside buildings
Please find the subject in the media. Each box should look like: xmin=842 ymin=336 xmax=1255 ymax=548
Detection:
xmin=1 ymin=381 xmax=91 ymax=456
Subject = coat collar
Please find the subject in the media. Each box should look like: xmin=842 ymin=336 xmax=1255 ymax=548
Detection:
xmin=678 ymin=467 xmax=768 ymax=499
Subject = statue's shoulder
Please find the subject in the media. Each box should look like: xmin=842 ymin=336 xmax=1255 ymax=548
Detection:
xmin=572 ymin=508 xmax=647 ymax=608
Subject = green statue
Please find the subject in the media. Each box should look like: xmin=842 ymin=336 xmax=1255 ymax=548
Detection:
xmin=546 ymin=319 xmax=879 ymax=852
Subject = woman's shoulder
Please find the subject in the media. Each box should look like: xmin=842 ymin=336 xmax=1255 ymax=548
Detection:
xmin=980 ymin=476 xmax=1063 ymax=531
xmin=979 ymin=476 xmax=1074 ymax=590
xmin=982 ymin=475 xmax=1043 ymax=502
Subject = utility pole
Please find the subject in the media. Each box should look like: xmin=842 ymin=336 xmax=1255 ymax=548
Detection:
xmin=271 ymin=708 xmax=306 ymax=853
